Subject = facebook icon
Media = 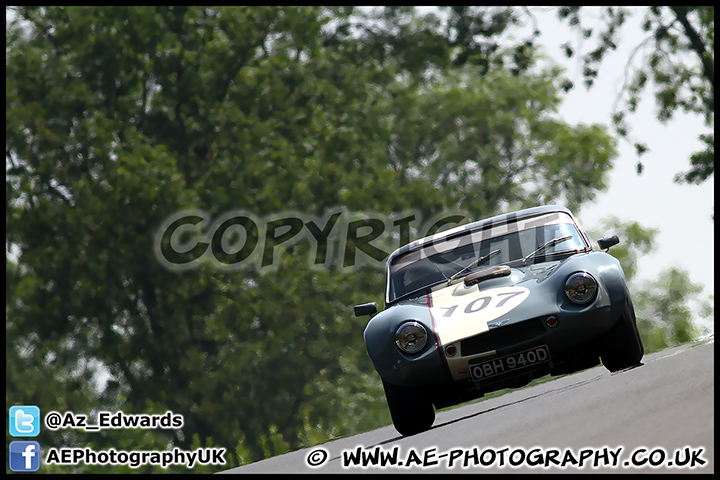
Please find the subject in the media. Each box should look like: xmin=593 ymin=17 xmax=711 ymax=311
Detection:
xmin=9 ymin=441 xmax=41 ymax=472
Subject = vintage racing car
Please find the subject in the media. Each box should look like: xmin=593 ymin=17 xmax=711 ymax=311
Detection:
xmin=354 ymin=205 xmax=644 ymax=436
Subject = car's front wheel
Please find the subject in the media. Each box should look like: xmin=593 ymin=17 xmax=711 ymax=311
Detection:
xmin=382 ymin=379 xmax=435 ymax=436
xmin=599 ymin=302 xmax=644 ymax=372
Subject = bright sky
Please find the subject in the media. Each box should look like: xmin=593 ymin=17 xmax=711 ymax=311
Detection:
xmin=527 ymin=7 xmax=714 ymax=330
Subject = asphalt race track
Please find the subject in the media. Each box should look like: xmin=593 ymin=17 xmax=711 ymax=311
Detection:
xmin=221 ymin=340 xmax=714 ymax=474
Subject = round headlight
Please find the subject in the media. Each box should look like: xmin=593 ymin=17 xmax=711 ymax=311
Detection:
xmin=395 ymin=321 xmax=428 ymax=354
xmin=565 ymin=272 xmax=598 ymax=304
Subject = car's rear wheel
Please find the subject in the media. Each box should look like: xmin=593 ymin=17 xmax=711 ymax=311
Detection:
xmin=382 ymin=379 xmax=435 ymax=436
xmin=599 ymin=302 xmax=644 ymax=372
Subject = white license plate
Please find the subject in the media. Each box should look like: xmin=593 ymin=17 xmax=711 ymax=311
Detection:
xmin=469 ymin=345 xmax=550 ymax=382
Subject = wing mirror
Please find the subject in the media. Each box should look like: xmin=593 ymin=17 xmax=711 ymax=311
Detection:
xmin=354 ymin=302 xmax=377 ymax=317
xmin=597 ymin=234 xmax=619 ymax=251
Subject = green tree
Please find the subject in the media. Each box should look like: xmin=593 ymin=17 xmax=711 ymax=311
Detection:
xmin=7 ymin=6 xmax=621 ymax=471
xmin=585 ymin=216 xmax=657 ymax=283
xmin=551 ymin=6 xmax=714 ymax=184
xmin=585 ymin=218 xmax=711 ymax=353
xmin=633 ymin=268 xmax=713 ymax=352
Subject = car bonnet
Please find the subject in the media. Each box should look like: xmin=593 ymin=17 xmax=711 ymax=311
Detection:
xmin=426 ymin=280 xmax=531 ymax=346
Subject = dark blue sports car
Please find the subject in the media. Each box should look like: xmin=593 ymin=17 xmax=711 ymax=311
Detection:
xmin=354 ymin=205 xmax=644 ymax=436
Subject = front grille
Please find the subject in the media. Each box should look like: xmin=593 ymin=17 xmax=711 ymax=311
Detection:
xmin=461 ymin=319 xmax=546 ymax=356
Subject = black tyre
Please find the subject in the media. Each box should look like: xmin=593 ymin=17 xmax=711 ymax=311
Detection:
xmin=599 ymin=301 xmax=644 ymax=372
xmin=382 ymin=379 xmax=435 ymax=436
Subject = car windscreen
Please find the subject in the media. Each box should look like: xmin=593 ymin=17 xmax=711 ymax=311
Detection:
xmin=387 ymin=211 xmax=587 ymax=303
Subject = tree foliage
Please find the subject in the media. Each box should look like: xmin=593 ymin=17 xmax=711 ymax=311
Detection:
xmin=585 ymin=216 xmax=657 ymax=283
xmin=552 ymin=6 xmax=714 ymax=184
xmin=4 ymin=6 xmax=707 ymax=472
xmin=585 ymin=218 xmax=712 ymax=354
xmin=633 ymin=268 xmax=713 ymax=352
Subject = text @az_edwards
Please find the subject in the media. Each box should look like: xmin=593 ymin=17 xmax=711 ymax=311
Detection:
xmin=44 ymin=410 xmax=182 ymax=431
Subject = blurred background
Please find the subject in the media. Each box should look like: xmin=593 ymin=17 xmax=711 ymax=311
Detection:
xmin=6 ymin=6 xmax=713 ymax=472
